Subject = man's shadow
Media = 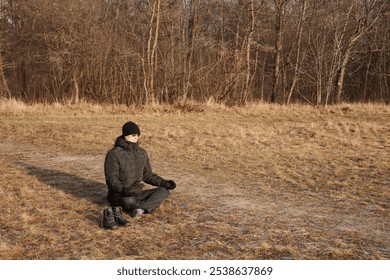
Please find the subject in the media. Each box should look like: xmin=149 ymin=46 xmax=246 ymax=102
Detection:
xmin=20 ymin=163 xmax=108 ymax=222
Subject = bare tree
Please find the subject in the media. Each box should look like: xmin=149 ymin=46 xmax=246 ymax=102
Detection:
xmin=335 ymin=0 xmax=387 ymax=103
xmin=286 ymin=0 xmax=307 ymax=105
xmin=145 ymin=0 xmax=161 ymax=104
xmin=271 ymin=0 xmax=287 ymax=103
xmin=0 ymin=11 xmax=12 ymax=99
xmin=240 ymin=0 xmax=256 ymax=105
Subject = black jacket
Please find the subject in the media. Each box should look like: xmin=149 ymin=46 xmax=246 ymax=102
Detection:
xmin=104 ymin=136 xmax=164 ymax=201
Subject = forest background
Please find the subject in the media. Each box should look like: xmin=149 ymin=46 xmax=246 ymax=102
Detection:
xmin=0 ymin=0 xmax=389 ymax=107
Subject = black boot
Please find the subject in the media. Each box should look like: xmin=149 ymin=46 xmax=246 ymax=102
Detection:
xmin=113 ymin=206 xmax=131 ymax=227
xmin=101 ymin=207 xmax=118 ymax=230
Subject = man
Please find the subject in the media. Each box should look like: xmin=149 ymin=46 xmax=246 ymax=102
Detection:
xmin=102 ymin=121 xmax=176 ymax=230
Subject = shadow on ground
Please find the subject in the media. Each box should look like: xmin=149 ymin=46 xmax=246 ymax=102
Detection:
xmin=20 ymin=163 xmax=108 ymax=207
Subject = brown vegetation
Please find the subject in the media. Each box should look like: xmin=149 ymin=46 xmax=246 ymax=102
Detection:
xmin=0 ymin=0 xmax=389 ymax=105
xmin=0 ymin=101 xmax=389 ymax=259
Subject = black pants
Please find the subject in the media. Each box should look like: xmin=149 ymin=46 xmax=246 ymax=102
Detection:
xmin=109 ymin=187 xmax=169 ymax=214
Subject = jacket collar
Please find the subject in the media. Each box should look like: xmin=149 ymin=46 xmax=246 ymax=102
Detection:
xmin=115 ymin=136 xmax=139 ymax=149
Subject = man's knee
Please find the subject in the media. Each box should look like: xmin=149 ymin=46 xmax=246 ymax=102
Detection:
xmin=157 ymin=187 xmax=170 ymax=199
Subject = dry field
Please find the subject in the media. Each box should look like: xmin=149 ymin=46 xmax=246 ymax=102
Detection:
xmin=0 ymin=100 xmax=389 ymax=260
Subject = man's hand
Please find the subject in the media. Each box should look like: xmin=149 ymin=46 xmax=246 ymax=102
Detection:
xmin=161 ymin=180 xmax=176 ymax=190
xmin=122 ymin=186 xmax=135 ymax=197
xmin=123 ymin=181 xmax=144 ymax=196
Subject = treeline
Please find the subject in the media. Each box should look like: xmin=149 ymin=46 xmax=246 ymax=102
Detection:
xmin=0 ymin=0 xmax=389 ymax=106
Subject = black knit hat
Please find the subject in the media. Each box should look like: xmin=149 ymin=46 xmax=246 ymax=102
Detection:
xmin=122 ymin=121 xmax=141 ymax=136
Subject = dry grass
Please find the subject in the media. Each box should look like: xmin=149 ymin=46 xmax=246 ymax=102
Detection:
xmin=0 ymin=99 xmax=389 ymax=259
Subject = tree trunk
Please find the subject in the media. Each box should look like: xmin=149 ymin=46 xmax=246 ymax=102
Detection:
xmin=182 ymin=0 xmax=197 ymax=104
xmin=146 ymin=0 xmax=161 ymax=104
xmin=271 ymin=0 xmax=285 ymax=103
xmin=0 ymin=45 xmax=12 ymax=98
xmin=241 ymin=0 xmax=255 ymax=105
xmin=286 ymin=0 xmax=307 ymax=105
